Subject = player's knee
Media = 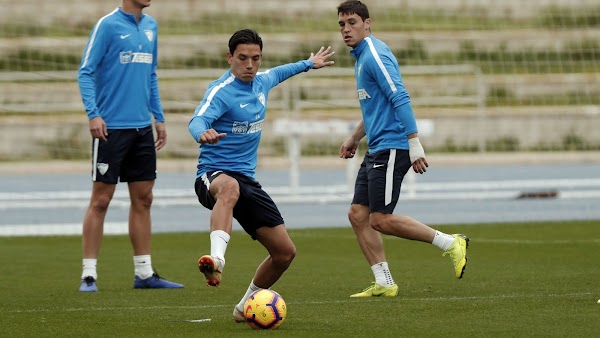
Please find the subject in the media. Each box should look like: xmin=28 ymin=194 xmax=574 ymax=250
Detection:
xmin=134 ymin=192 xmax=153 ymax=209
xmin=90 ymin=195 xmax=112 ymax=212
xmin=216 ymin=180 xmax=240 ymax=204
xmin=348 ymin=205 xmax=368 ymax=228
xmin=369 ymin=213 xmax=390 ymax=233
xmin=273 ymin=245 xmax=296 ymax=269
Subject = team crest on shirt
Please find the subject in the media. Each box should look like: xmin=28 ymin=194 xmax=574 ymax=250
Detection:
xmin=257 ymin=93 xmax=266 ymax=106
xmin=144 ymin=29 xmax=154 ymax=42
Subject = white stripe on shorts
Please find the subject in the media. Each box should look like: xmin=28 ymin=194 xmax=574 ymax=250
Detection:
xmin=92 ymin=138 xmax=99 ymax=181
xmin=385 ymin=149 xmax=396 ymax=205
xmin=201 ymin=173 xmax=210 ymax=191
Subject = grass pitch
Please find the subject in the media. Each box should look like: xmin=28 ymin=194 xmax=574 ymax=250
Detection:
xmin=1 ymin=221 xmax=599 ymax=337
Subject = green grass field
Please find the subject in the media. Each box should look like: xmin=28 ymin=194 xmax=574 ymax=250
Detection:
xmin=1 ymin=221 xmax=599 ymax=337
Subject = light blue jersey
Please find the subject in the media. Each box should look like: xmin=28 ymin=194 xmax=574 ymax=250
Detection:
xmin=189 ymin=60 xmax=313 ymax=180
xmin=350 ymin=35 xmax=418 ymax=153
xmin=78 ymin=7 xmax=164 ymax=129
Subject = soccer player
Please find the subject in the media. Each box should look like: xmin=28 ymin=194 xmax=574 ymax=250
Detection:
xmin=188 ymin=29 xmax=335 ymax=321
xmin=77 ymin=0 xmax=183 ymax=292
xmin=336 ymin=0 xmax=469 ymax=297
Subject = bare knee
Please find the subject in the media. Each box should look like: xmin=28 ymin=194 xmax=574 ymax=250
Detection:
xmin=272 ymin=245 xmax=296 ymax=270
xmin=214 ymin=178 xmax=240 ymax=206
xmin=348 ymin=204 xmax=369 ymax=229
xmin=132 ymin=192 xmax=153 ymax=209
xmin=89 ymin=194 xmax=112 ymax=213
xmin=369 ymin=212 xmax=391 ymax=233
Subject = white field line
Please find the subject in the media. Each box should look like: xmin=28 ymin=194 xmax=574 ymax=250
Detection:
xmin=6 ymin=292 xmax=593 ymax=314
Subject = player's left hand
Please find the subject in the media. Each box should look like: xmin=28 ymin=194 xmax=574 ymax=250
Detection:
xmin=310 ymin=46 xmax=335 ymax=69
xmin=408 ymin=137 xmax=428 ymax=174
xmin=155 ymin=122 xmax=167 ymax=151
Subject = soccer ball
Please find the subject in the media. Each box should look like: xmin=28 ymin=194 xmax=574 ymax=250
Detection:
xmin=243 ymin=289 xmax=287 ymax=329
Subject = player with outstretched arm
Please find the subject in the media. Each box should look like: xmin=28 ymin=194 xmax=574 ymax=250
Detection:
xmin=188 ymin=29 xmax=335 ymax=321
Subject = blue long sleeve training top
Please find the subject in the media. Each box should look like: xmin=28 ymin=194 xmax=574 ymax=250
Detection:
xmin=189 ymin=60 xmax=313 ymax=180
xmin=78 ymin=7 xmax=165 ymax=129
xmin=350 ymin=35 xmax=418 ymax=153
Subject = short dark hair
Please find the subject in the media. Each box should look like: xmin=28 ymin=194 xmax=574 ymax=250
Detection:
xmin=228 ymin=29 xmax=263 ymax=54
xmin=337 ymin=0 xmax=370 ymax=21
xmin=338 ymin=0 xmax=370 ymax=21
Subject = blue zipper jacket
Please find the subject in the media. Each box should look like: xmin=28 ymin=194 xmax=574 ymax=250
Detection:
xmin=189 ymin=60 xmax=313 ymax=180
xmin=350 ymin=35 xmax=418 ymax=153
xmin=78 ymin=7 xmax=164 ymax=129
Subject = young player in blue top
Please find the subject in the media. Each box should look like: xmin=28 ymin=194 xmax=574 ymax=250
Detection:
xmin=337 ymin=0 xmax=470 ymax=297
xmin=189 ymin=29 xmax=335 ymax=322
xmin=77 ymin=0 xmax=182 ymax=292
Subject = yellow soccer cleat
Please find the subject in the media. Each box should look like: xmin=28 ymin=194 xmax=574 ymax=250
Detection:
xmin=443 ymin=234 xmax=470 ymax=279
xmin=198 ymin=255 xmax=223 ymax=287
xmin=350 ymin=282 xmax=398 ymax=297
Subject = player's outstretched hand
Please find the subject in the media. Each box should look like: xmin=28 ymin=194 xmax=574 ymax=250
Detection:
xmin=199 ymin=129 xmax=226 ymax=145
xmin=310 ymin=46 xmax=335 ymax=69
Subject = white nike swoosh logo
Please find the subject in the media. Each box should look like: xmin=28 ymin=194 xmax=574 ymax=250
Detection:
xmin=120 ymin=34 xmax=131 ymax=39
xmin=240 ymin=103 xmax=249 ymax=108
xmin=373 ymin=163 xmax=385 ymax=168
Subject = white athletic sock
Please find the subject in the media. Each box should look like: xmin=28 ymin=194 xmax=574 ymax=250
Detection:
xmin=210 ymin=230 xmax=230 ymax=265
xmin=134 ymin=255 xmax=154 ymax=279
xmin=236 ymin=280 xmax=261 ymax=311
xmin=81 ymin=258 xmax=97 ymax=280
xmin=372 ymin=262 xmax=395 ymax=287
xmin=432 ymin=231 xmax=455 ymax=251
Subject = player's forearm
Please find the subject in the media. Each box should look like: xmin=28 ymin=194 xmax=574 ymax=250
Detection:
xmin=350 ymin=120 xmax=366 ymax=142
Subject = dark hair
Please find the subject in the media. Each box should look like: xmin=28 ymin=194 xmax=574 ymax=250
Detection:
xmin=228 ymin=29 xmax=263 ymax=54
xmin=337 ymin=0 xmax=370 ymax=21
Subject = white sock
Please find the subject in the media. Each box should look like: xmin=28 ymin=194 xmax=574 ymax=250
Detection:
xmin=134 ymin=255 xmax=154 ymax=279
xmin=236 ymin=281 xmax=262 ymax=311
xmin=210 ymin=230 xmax=230 ymax=265
xmin=432 ymin=231 xmax=455 ymax=251
xmin=372 ymin=262 xmax=395 ymax=287
xmin=82 ymin=258 xmax=97 ymax=280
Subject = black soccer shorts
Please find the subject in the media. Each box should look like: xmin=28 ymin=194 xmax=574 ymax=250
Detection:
xmin=351 ymin=149 xmax=412 ymax=214
xmin=194 ymin=170 xmax=285 ymax=240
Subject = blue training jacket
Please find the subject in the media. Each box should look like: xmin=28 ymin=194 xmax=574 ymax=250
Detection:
xmin=78 ymin=7 xmax=165 ymax=129
xmin=189 ymin=60 xmax=313 ymax=180
xmin=350 ymin=35 xmax=418 ymax=153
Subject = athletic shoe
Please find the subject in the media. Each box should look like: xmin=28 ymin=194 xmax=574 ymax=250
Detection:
xmin=79 ymin=276 xmax=98 ymax=292
xmin=443 ymin=234 xmax=470 ymax=279
xmin=198 ymin=255 xmax=223 ymax=287
xmin=133 ymin=273 xmax=184 ymax=289
xmin=350 ymin=282 xmax=398 ymax=297
xmin=232 ymin=306 xmax=245 ymax=323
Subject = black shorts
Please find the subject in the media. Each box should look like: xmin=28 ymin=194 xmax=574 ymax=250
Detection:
xmin=91 ymin=126 xmax=156 ymax=184
xmin=351 ymin=149 xmax=412 ymax=214
xmin=194 ymin=171 xmax=285 ymax=240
